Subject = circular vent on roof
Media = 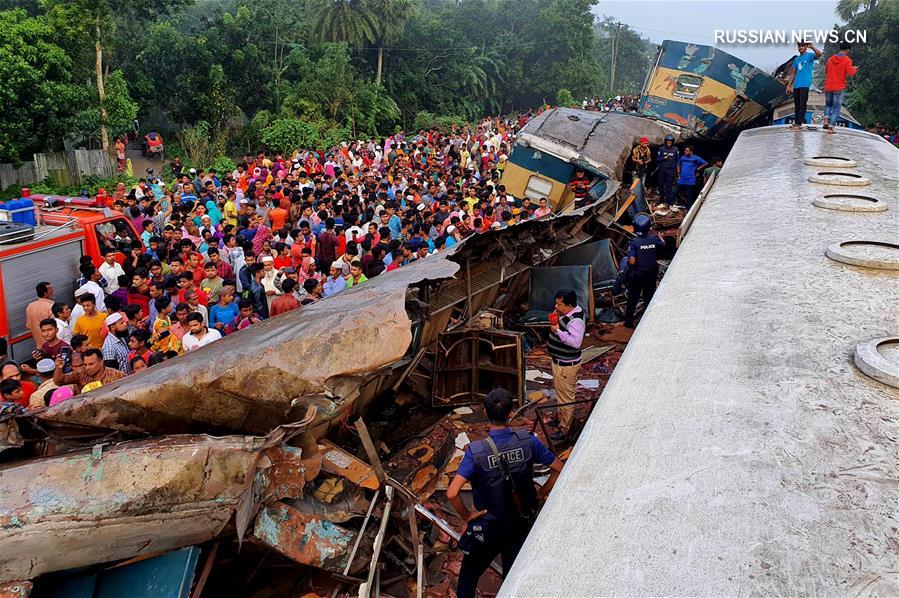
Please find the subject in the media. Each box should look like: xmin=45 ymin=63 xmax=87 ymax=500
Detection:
xmin=825 ymin=240 xmax=899 ymax=270
xmin=854 ymin=337 xmax=899 ymax=388
xmin=803 ymin=156 xmax=858 ymax=168
xmin=812 ymin=194 xmax=888 ymax=212
xmin=808 ymin=171 xmax=870 ymax=186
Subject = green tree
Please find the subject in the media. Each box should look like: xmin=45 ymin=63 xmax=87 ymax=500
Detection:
xmin=593 ymin=17 xmax=654 ymax=96
xmin=41 ymin=0 xmax=188 ymax=152
xmin=306 ymin=0 xmax=376 ymax=46
xmin=0 ymin=9 xmax=87 ymax=163
xmin=836 ymin=0 xmax=879 ymax=20
xmin=365 ymin=0 xmax=420 ymax=86
xmin=826 ymin=0 xmax=899 ymax=126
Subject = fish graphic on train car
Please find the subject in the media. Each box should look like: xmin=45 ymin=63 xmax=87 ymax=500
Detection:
xmin=695 ymin=94 xmax=725 ymax=106
xmin=663 ymin=112 xmax=690 ymax=126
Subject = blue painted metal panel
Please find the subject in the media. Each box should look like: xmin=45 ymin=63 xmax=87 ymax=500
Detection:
xmin=96 ymin=547 xmax=201 ymax=598
xmin=507 ymin=146 xmax=575 ymax=184
xmin=657 ymin=41 xmax=786 ymax=107
xmin=39 ymin=547 xmax=202 ymax=598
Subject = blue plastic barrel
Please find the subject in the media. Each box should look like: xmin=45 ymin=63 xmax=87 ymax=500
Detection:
xmin=20 ymin=199 xmax=35 ymax=225
xmin=6 ymin=200 xmax=22 ymax=223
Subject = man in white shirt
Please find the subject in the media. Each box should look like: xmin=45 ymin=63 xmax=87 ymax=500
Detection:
xmin=98 ymin=249 xmax=126 ymax=292
xmin=52 ymin=302 xmax=73 ymax=343
xmin=181 ymin=312 xmax=222 ymax=352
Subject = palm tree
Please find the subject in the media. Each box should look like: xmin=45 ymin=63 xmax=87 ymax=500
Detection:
xmin=307 ymin=0 xmax=377 ymax=46
xmin=836 ymin=0 xmax=878 ymax=21
xmin=364 ymin=0 xmax=420 ymax=86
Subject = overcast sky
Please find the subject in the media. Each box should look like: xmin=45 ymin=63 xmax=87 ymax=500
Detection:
xmin=595 ymin=0 xmax=845 ymax=71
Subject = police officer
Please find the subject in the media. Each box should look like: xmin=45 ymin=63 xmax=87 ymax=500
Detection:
xmin=447 ymin=388 xmax=564 ymax=598
xmin=624 ymin=214 xmax=665 ymax=328
xmin=656 ymin=134 xmax=679 ymax=209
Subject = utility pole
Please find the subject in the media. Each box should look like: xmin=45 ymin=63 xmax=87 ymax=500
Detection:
xmin=609 ymin=21 xmax=622 ymax=94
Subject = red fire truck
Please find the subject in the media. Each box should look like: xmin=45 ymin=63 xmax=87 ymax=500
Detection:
xmin=0 ymin=192 xmax=142 ymax=360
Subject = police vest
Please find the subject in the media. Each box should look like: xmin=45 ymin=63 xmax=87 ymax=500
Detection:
xmin=658 ymin=146 xmax=679 ymax=170
xmin=630 ymin=234 xmax=662 ymax=274
xmin=468 ymin=429 xmax=538 ymax=527
xmin=547 ymin=308 xmax=584 ymax=362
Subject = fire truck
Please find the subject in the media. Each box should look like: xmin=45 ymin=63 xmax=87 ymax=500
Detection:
xmin=0 ymin=191 xmax=142 ymax=360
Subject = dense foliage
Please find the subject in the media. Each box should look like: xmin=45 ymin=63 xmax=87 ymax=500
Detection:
xmin=824 ymin=0 xmax=898 ymax=126
xmin=0 ymin=0 xmax=659 ymax=163
xmin=3 ymin=0 xmax=892 ymax=165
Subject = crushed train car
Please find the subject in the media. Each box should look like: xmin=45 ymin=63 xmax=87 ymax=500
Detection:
xmin=501 ymin=109 xmax=676 ymax=211
xmin=640 ymin=40 xmax=788 ymax=139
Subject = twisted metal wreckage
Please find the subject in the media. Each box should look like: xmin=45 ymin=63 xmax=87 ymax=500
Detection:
xmin=0 ymin=110 xmax=680 ymax=593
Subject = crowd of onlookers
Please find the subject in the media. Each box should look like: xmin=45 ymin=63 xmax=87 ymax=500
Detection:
xmin=2 ymin=115 xmax=570 ymax=412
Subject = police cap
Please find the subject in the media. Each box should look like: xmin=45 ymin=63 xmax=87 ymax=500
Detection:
xmin=634 ymin=214 xmax=652 ymax=235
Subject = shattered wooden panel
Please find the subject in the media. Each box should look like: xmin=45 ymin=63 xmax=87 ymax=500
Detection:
xmin=252 ymin=502 xmax=356 ymax=573
xmin=0 ymin=435 xmax=278 ymax=582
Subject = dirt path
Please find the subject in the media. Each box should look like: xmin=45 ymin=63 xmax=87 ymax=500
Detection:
xmin=126 ymin=140 xmax=164 ymax=179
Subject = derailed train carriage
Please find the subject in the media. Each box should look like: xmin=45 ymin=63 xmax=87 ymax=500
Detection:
xmin=500 ymin=125 xmax=899 ymax=596
xmin=640 ymin=40 xmax=788 ymax=139
xmin=500 ymin=109 xmax=678 ymax=212
xmin=0 ymin=109 xmax=663 ymax=589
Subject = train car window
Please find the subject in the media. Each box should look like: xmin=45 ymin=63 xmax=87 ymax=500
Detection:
xmin=674 ymin=74 xmax=703 ymax=100
xmin=524 ymin=175 xmax=553 ymax=201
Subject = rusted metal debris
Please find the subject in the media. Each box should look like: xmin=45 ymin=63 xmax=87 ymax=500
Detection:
xmin=1 ymin=157 xmax=646 ymax=593
xmin=0 ymin=409 xmax=316 ymax=583
xmin=252 ymin=502 xmax=358 ymax=573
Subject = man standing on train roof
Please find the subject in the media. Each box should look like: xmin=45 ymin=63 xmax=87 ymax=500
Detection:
xmin=786 ymin=41 xmax=822 ymax=131
xmin=447 ymin=388 xmax=564 ymax=598
xmin=655 ymin=134 xmax=679 ymax=210
xmin=823 ymin=42 xmax=858 ymax=134
xmin=624 ymin=214 xmax=665 ymax=329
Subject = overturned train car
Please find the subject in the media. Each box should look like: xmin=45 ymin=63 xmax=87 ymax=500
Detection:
xmin=640 ymin=40 xmax=788 ymax=139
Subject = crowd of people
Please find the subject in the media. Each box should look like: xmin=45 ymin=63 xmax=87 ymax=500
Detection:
xmin=583 ymin=94 xmax=642 ymax=112
xmin=3 ymin=115 xmax=576 ymax=412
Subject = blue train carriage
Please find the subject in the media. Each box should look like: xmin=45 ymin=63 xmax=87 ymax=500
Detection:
xmin=501 ymin=108 xmax=675 ymax=213
xmin=771 ymin=88 xmax=864 ymax=129
xmin=640 ymin=40 xmax=788 ymax=139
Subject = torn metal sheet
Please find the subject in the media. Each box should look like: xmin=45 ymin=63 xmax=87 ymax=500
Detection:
xmin=253 ymin=502 xmax=357 ymax=573
xmin=0 ymin=423 xmax=310 ymax=582
xmin=37 ymin=256 xmax=458 ymax=436
xmin=319 ymin=440 xmax=379 ymax=490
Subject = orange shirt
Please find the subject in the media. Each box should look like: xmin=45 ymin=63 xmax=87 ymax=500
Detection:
xmin=269 ymin=207 xmax=288 ymax=231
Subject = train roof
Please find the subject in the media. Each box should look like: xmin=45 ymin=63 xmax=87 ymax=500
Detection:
xmin=514 ymin=109 xmax=678 ymax=180
xmin=501 ymin=126 xmax=899 ymax=596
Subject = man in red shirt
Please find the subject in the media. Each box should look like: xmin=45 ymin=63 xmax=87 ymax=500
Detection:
xmin=823 ymin=42 xmax=858 ymax=133
xmin=207 ymin=248 xmax=234 ymax=280
xmin=270 ymin=278 xmax=301 ymax=316
xmin=316 ymin=217 xmax=339 ymax=274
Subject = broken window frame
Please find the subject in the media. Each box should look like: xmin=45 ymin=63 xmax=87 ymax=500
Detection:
xmin=673 ymin=74 xmax=703 ymax=100
xmin=524 ymin=175 xmax=554 ymax=201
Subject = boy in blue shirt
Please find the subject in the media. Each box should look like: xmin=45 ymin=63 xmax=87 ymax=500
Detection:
xmin=786 ymin=41 xmax=823 ymax=131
